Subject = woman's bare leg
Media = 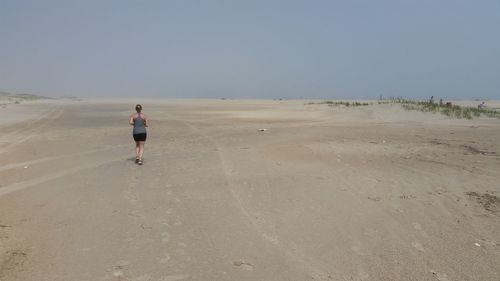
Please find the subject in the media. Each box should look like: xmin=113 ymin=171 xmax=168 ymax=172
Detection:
xmin=135 ymin=142 xmax=140 ymax=159
xmin=139 ymin=141 xmax=145 ymax=160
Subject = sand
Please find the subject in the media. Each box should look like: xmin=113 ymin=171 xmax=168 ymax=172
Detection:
xmin=1 ymin=98 xmax=499 ymax=281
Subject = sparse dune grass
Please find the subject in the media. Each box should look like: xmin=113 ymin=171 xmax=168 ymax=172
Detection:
xmin=393 ymin=99 xmax=500 ymax=119
xmin=311 ymin=98 xmax=500 ymax=120
xmin=308 ymin=100 xmax=371 ymax=107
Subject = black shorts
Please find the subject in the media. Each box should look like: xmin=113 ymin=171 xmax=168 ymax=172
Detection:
xmin=133 ymin=133 xmax=147 ymax=142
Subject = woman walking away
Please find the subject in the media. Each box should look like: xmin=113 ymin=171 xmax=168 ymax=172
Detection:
xmin=130 ymin=104 xmax=148 ymax=165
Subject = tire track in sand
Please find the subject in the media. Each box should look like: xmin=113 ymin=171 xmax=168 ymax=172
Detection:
xmin=0 ymin=144 xmax=129 ymax=172
xmin=0 ymin=155 xmax=127 ymax=197
xmin=0 ymin=108 xmax=64 ymax=155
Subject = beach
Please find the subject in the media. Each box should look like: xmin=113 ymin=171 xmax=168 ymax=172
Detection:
xmin=1 ymin=98 xmax=499 ymax=281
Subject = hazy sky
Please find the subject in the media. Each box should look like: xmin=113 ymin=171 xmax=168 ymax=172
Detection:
xmin=1 ymin=0 xmax=499 ymax=99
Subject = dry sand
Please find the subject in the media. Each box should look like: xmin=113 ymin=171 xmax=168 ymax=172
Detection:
xmin=1 ymin=98 xmax=499 ymax=281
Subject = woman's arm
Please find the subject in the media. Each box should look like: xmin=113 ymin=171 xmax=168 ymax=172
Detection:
xmin=129 ymin=114 xmax=135 ymax=125
xmin=143 ymin=115 xmax=148 ymax=127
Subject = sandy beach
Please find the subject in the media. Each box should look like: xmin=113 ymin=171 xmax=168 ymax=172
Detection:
xmin=1 ymin=98 xmax=499 ymax=281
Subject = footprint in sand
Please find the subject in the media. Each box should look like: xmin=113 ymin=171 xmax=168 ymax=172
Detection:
xmin=412 ymin=241 xmax=425 ymax=252
xmin=364 ymin=228 xmax=378 ymax=237
xmin=412 ymin=222 xmax=428 ymax=237
xmin=412 ymin=222 xmax=422 ymax=231
xmin=159 ymin=253 xmax=171 ymax=264
xmin=161 ymin=232 xmax=171 ymax=243
xmin=357 ymin=272 xmax=370 ymax=280
xmin=351 ymin=245 xmax=367 ymax=256
xmin=128 ymin=211 xmax=145 ymax=219
xmin=112 ymin=267 xmax=124 ymax=278
xmin=233 ymin=260 xmax=254 ymax=271
xmin=431 ymin=271 xmax=450 ymax=281
xmin=123 ymin=192 xmax=138 ymax=205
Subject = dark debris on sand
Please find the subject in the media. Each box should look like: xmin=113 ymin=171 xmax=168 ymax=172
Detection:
xmin=466 ymin=191 xmax=500 ymax=213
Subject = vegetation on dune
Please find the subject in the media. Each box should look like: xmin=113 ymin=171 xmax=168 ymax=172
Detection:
xmin=308 ymin=98 xmax=500 ymax=120
xmin=0 ymin=91 xmax=52 ymax=104
xmin=385 ymin=98 xmax=500 ymax=120
xmin=308 ymin=100 xmax=371 ymax=107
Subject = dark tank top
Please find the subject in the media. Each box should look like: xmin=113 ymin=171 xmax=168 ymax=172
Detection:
xmin=133 ymin=113 xmax=147 ymax=135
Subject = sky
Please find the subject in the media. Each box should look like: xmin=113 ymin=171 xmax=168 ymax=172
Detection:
xmin=1 ymin=0 xmax=499 ymax=99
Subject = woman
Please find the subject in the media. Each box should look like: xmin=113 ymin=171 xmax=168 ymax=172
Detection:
xmin=129 ymin=104 xmax=148 ymax=165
